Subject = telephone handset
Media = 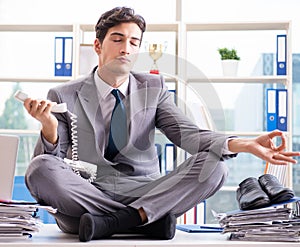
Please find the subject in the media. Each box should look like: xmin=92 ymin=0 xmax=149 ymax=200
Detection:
xmin=14 ymin=90 xmax=68 ymax=113
xmin=14 ymin=90 xmax=97 ymax=182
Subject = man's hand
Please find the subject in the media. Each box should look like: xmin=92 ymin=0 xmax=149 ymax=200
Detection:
xmin=24 ymin=98 xmax=58 ymax=144
xmin=228 ymin=130 xmax=300 ymax=165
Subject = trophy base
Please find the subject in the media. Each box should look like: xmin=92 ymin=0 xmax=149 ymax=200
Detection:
xmin=150 ymin=69 xmax=159 ymax=74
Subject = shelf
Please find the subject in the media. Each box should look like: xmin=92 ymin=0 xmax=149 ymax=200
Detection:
xmin=79 ymin=23 xmax=179 ymax=32
xmin=187 ymin=76 xmax=288 ymax=84
xmin=223 ymin=131 xmax=269 ymax=136
xmin=186 ymin=21 xmax=290 ymax=31
xmin=0 ymin=129 xmax=39 ymax=135
xmin=146 ymin=23 xmax=179 ymax=32
xmin=0 ymin=24 xmax=73 ymax=32
xmin=0 ymin=76 xmax=73 ymax=83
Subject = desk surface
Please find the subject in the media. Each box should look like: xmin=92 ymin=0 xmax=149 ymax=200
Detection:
xmin=0 ymin=224 xmax=298 ymax=247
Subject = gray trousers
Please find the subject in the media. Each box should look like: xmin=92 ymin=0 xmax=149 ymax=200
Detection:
xmin=25 ymin=152 xmax=228 ymax=234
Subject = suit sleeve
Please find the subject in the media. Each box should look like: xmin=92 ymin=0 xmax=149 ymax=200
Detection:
xmin=155 ymin=76 xmax=237 ymax=160
xmin=32 ymin=88 xmax=71 ymax=159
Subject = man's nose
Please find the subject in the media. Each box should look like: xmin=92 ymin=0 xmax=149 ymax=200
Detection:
xmin=120 ymin=42 xmax=130 ymax=55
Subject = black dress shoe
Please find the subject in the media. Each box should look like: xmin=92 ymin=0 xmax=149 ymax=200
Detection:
xmin=236 ymin=177 xmax=270 ymax=210
xmin=131 ymin=213 xmax=176 ymax=240
xmin=258 ymin=174 xmax=294 ymax=203
xmin=79 ymin=207 xmax=142 ymax=242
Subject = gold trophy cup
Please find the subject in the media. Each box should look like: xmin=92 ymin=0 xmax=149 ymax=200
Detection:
xmin=147 ymin=43 xmax=166 ymax=74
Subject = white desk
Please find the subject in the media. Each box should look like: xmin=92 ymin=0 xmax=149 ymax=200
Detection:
xmin=0 ymin=224 xmax=298 ymax=247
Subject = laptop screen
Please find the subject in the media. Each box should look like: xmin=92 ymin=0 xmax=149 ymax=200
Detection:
xmin=0 ymin=135 xmax=19 ymax=201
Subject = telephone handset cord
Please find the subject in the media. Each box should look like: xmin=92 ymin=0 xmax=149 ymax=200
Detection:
xmin=64 ymin=111 xmax=97 ymax=183
xmin=70 ymin=111 xmax=79 ymax=162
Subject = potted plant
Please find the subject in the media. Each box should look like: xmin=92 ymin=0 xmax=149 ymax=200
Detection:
xmin=218 ymin=48 xmax=240 ymax=76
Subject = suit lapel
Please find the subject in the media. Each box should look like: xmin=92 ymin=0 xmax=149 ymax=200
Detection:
xmin=76 ymin=77 xmax=106 ymax=156
xmin=128 ymin=74 xmax=148 ymax=119
xmin=127 ymin=74 xmax=148 ymax=144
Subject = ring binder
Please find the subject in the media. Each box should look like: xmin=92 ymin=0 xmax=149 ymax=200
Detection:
xmin=266 ymin=89 xmax=277 ymax=131
xmin=276 ymin=34 xmax=287 ymax=75
xmin=54 ymin=37 xmax=73 ymax=76
xmin=54 ymin=37 xmax=64 ymax=76
xmin=276 ymin=89 xmax=288 ymax=131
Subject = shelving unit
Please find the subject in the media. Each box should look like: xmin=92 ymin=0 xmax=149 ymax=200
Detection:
xmin=0 ymin=20 xmax=293 ymax=225
xmin=182 ymin=21 xmax=292 ymax=187
xmin=0 ymin=20 xmax=293 ymax=181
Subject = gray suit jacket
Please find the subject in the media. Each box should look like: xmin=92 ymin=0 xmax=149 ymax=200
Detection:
xmin=33 ymin=67 xmax=233 ymax=191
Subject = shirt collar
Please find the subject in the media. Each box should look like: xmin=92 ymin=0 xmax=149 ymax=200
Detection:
xmin=94 ymin=69 xmax=129 ymax=100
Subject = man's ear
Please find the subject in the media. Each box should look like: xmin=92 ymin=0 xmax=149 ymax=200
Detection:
xmin=94 ymin=38 xmax=102 ymax=55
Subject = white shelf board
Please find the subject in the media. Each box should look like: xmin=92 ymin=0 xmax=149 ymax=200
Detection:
xmin=187 ymin=76 xmax=287 ymax=84
xmin=0 ymin=77 xmax=73 ymax=83
xmin=79 ymin=23 xmax=179 ymax=32
xmin=186 ymin=21 xmax=290 ymax=31
xmin=0 ymin=129 xmax=39 ymax=135
xmin=223 ymin=131 xmax=290 ymax=136
xmin=223 ymin=131 xmax=268 ymax=136
xmin=0 ymin=24 xmax=73 ymax=32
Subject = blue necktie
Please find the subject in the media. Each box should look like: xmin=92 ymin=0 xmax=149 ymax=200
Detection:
xmin=105 ymin=89 xmax=127 ymax=161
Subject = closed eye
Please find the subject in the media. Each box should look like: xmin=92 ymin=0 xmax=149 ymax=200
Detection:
xmin=130 ymin=41 xmax=138 ymax=46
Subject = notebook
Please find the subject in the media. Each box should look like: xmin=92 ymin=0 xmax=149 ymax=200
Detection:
xmin=0 ymin=134 xmax=19 ymax=201
xmin=176 ymin=224 xmax=223 ymax=233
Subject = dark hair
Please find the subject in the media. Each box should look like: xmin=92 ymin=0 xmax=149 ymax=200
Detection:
xmin=95 ymin=7 xmax=146 ymax=44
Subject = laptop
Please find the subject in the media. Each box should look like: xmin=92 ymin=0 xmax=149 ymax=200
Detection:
xmin=0 ymin=134 xmax=19 ymax=201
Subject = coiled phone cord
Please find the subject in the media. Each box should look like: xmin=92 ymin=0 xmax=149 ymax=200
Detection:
xmin=67 ymin=111 xmax=96 ymax=183
xmin=69 ymin=111 xmax=79 ymax=162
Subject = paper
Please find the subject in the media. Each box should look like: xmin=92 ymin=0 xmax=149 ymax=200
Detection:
xmin=0 ymin=201 xmax=56 ymax=239
xmin=214 ymin=198 xmax=300 ymax=242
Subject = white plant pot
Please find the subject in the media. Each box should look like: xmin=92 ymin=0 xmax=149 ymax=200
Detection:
xmin=221 ymin=60 xmax=239 ymax=76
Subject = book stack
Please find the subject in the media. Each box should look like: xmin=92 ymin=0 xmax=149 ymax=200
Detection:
xmin=214 ymin=201 xmax=300 ymax=242
xmin=0 ymin=201 xmax=56 ymax=239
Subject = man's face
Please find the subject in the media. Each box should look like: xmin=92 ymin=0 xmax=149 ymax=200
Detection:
xmin=95 ymin=22 xmax=142 ymax=76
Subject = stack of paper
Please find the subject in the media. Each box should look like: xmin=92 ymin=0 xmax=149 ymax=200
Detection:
xmin=214 ymin=203 xmax=300 ymax=242
xmin=0 ymin=201 xmax=56 ymax=239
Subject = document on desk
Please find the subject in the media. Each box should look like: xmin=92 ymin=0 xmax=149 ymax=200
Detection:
xmin=0 ymin=202 xmax=55 ymax=239
xmin=214 ymin=198 xmax=300 ymax=242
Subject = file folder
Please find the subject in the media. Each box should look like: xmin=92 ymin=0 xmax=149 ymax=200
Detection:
xmin=54 ymin=37 xmax=64 ymax=76
xmin=54 ymin=37 xmax=73 ymax=76
xmin=266 ymin=89 xmax=277 ymax=131
xmin=165 ymin=144 xmax=175 ymax=174
xmin=276 ymin=89 xmax=288 ymax=131
xmin=63 ymin=37 xmax=73 ymax=76
xmin=276 ymin=34 xmax=287 ymax=75
xmin=155 ymin=144 xmax=162 ymax=173
xmin=168 ymin=89 xmax=176 ymax=104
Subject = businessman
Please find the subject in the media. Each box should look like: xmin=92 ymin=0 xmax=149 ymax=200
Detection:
xmin=23 ymin=7 xmax=300 ymax=242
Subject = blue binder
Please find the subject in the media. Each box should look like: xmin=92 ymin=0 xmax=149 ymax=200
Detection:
xmin=63 ymin=37 xmax=73 ymax=76
xmin=155 ymin=144 xmax=162 ymax=173
xmin=54 ymin=37 xmax=73 ymax=76
xmin=168 ymin=89 xmax=176 ymax=104
xmin=54 ymin=37 xmax=64 ymax=76
xmin=276 ymin=34 xmax=287 ymax=75
xmin=266 ymin=89 xmax=277 ymax=131
xmin=276 ymin=89 xmax=288 ymax=131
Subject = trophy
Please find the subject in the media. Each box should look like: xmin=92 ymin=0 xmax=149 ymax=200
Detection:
xmin=146 ymin=42 xmax=167 ymax=74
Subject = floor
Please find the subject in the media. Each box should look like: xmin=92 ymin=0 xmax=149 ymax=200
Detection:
xmin=0 ymin=224 xmax=299 ymax=247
